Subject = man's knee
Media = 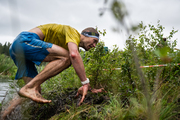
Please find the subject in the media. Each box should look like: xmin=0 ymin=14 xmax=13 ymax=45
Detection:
xmin=22 ymin=77 xmax=33 ymax=84
xmin=63 ymin=56 xmax=71 ymax=67
xmin=44 ymin=44 xmax=70 ymax=62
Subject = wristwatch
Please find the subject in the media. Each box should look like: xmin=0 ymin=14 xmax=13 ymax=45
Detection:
xmin=81 ymin=78 xmax=89 ymax=85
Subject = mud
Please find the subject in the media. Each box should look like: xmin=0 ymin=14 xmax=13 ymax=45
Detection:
xmin=3 ymin=88 xmax=109 ymax=120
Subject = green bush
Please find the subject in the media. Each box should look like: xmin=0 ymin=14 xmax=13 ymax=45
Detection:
xmin=0 ymin=54 xmax=16 ymax=78
xmin=1 ymin=21 xmax=180 ymax=119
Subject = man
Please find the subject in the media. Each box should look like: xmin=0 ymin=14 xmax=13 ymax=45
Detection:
xmin=2 ymin=23 xmax=104 ymax=119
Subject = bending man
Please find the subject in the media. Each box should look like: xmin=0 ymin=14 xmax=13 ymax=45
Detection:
xmin=2 ymin=23 xmax=103 ymax=119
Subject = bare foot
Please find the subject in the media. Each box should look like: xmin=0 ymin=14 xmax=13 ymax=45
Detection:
xmin=18 ymin=86 xmax=51 ymax=103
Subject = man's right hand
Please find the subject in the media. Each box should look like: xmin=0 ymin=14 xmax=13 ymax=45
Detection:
xmin=75 ymin=84 xmax=89 ymax=106
xmin=75 ymin=84 xmax=106 ymax=106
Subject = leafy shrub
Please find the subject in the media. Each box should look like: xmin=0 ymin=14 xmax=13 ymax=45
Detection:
xmin=0 ymin=54 xmax=16 ymax=78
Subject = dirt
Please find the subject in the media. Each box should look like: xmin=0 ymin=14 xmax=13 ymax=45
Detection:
xmin=4 ymin=88 xmax=109 ymax=120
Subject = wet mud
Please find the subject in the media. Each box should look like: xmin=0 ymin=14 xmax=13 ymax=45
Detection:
xmin=2 ymin=88 xmax=109 ymax=120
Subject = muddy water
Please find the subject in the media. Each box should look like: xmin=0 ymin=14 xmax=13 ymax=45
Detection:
xmin=0 ymin=77 xmax=13 ymax=103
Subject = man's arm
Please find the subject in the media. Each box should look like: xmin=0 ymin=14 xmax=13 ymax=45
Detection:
xmin=68 ymin=42 xmax=90 ymax=105
xmin=68 ymin=42 xmax=106 ymax=105
xmin=68 ymin=42 xmax=88 ymax=82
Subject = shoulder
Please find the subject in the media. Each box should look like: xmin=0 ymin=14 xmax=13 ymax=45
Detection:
xmin=64 ymin=25 xmax=80 ymax=35
xmin=37 ymin=23 xmax=63 ymax=29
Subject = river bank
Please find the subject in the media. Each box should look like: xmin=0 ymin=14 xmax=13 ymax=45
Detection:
xmin=0 ymin=76 xmax=13 ymax=103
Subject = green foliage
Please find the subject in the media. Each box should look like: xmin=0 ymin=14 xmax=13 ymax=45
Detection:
xmin=0 ymin=0 xmax=178 ymax=119
xmin=1 ymin=20 xmax=180 ymax=119
xmin=0 ymin=54 xmax=16 ymax=77
xmin=33 ymin=21 xmax=180 ymax=119
xmin=0 ymin=42 xmax=11 ymax=56
xmin=111 ymin=0 xmax=128 ymax=24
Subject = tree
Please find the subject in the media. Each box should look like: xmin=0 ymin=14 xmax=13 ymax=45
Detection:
xmin=0 ymin=42 xmax=12 ymax=56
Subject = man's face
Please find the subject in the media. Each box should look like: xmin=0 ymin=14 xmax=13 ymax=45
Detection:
xmin=84 ymin=37 xmax=99 ymax=51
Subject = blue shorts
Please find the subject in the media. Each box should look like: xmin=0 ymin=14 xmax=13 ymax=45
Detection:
xmin=9 ymin=31 xmax=53 ymax=80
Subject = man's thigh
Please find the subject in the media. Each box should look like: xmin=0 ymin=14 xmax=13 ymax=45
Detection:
xmin=9 ymin=32 xmax=53 ymax=79
xmin=43 ymin=44 xmax=69 ymax=62
xmin=10 ymin=32 xmax=53 ymax=66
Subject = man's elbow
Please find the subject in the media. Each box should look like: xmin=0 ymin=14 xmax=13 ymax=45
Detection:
xmin=70 ymin=51 xmax=79 ymax=59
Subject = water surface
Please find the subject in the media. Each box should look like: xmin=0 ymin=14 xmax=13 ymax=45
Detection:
xmin=0 ymin=77 xmax=13 ymax=103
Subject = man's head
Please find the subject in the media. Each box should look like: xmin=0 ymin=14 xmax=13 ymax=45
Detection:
xmin=80 ymin=27 xmax=99 ymax=51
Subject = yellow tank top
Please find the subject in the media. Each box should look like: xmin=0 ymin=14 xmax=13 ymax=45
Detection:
xmin=37 ymin=23 xmax=80 ymax=50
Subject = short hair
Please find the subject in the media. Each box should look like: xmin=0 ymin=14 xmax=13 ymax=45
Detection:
xmin=81 ymin=27 xmax=99 ymax=36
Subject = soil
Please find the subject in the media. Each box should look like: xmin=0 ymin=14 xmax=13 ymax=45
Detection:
xmin=5 ymin=88 xmax=109 ymax=120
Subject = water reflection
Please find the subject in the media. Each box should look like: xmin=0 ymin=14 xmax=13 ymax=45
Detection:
xmin=0 ymin=78 xmax=13 ymax=103
xmin=0 ymin=78 xmax=35 ymax=120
